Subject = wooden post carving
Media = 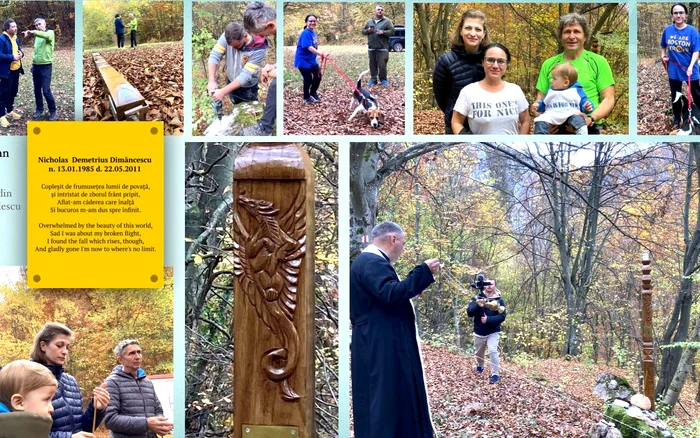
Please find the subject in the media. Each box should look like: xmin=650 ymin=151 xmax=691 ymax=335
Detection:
xmin=233 ymin=144 xmax=315 ymax=438
xmin=641 ymin=251 xmax=654 ymax=410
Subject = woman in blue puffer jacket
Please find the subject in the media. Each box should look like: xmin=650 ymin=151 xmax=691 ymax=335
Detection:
xmin=30 ymin=322 xmax=110 ymax=438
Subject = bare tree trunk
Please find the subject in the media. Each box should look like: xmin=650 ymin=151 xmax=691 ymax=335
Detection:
xmin=661 ymin=319 xmax=700 ymax=410
xmin=656 ymin=144 xmax=700 ymax=399
xmin=349 ymin=144 xmax=381 ymax=259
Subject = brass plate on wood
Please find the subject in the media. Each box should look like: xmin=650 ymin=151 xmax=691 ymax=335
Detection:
xmin=242 ymin=425 xmax=299 ymax=437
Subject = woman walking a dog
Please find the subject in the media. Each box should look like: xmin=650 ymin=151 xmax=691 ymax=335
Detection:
xmin=294 ymin=14 xmax=329 ymax=104
xmin=432 ymin=9 xmax=489 ymax=134
xmin=661 ymin=3 xmax=700 ymax=129
xmin=451 ymin=42 xmax=530 ymax=134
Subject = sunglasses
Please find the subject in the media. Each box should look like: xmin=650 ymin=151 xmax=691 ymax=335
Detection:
xmin=484 ymin=57 xmax=507 ymax=66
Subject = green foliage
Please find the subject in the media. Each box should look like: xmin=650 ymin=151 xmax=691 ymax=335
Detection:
xmin=511 ymin=351 xmax=537 ymax=367
xmin=604 ymin=404 xmax=662 ymax=438
xmin=660 ymin=341 xmax=700 ymax=349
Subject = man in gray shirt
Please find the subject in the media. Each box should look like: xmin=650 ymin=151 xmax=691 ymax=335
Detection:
xmin=207 ymin=21 xmax=268 ymax=105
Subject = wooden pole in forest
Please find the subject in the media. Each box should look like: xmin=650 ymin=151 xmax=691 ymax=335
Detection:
xmin=641 ymin=251 xmax=654 ymax=410
xmin=232 ymin=144 xmax=315 ymax=438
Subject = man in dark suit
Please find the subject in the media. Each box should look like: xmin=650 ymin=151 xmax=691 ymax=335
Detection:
xmin=350 ymin=221 xmax=440 ymax=438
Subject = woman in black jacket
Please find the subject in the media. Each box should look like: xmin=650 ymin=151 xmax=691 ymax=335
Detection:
xmin=432 ymin=9 xmax=489 ymax=134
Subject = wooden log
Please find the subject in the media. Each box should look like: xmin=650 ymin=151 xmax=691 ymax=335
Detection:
xmin=92 ymin=53 xmax=148 ymax=121
xmin=232 ymin=144 xmax=315 ymax=438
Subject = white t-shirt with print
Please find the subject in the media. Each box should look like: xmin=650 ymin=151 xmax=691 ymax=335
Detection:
xmin=453 ymin=81 xmax=529 ymax=135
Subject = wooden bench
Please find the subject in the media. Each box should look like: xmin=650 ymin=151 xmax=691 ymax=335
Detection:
xmin=92 ymin=53 xmax=148 ymax=121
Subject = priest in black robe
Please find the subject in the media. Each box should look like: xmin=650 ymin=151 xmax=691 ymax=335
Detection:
xmin=350 ymin=221 xmax=440 ymax=438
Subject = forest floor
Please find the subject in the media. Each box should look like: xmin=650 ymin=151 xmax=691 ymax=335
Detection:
xmin=83 ymin=43 xmax=184 ymax=135
xmin=283 ymin=45 xmax=405 ymax=135
xmin=0 ymin=47 xmax=75 ymax=136
xmin=638 ymin=58 xmax=678 ymax=135
xmin=420 ymin=344 xmax=700 ymax=437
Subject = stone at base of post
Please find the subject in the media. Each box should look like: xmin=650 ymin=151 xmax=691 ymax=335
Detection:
xmin=232 ymin=144 xmax=315 ymax=438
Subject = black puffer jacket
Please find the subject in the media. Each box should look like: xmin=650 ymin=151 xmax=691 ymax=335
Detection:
xmin=432 ymin=45 xmax=485 ymax=134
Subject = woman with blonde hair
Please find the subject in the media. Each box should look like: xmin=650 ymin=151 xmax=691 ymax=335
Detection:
xmin=433 ymin=9 xmax=490 ymax=134
xmin=30 ymin=322 xmax=110 ymax=438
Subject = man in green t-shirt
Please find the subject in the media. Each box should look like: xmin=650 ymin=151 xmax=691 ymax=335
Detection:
xmin=535 ymin=13 xmax=615 ymax=134
xmin=22 ymin=17 xmax=55 ymax=121
xmin=128 ymin=13 xmax=138 ymax=48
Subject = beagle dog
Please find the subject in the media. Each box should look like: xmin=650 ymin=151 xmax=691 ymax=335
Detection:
xmin=349 ymin=70 xmax=385 ymax=128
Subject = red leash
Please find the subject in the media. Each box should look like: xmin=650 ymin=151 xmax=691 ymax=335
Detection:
xmin=322 ymin=56 xmax=363 ymax=95
xmin=320 ymin=53 xmax=328 ymax=79
xmin=666 ymin=58 xmax=694 ymax=109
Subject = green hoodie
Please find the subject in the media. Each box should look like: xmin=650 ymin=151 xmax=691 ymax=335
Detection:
xmin=32 ymin=29 xmax=54 ymax=65
xmin=129 ymin=18 xmax=138 ymax=31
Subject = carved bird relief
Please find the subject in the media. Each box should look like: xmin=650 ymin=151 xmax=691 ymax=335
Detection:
xmin=233 ymin=186 xmax=306 ymax=402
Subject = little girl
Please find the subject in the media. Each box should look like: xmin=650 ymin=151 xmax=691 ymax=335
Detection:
xmin=0 ymin=360 xmax=58 ymax=437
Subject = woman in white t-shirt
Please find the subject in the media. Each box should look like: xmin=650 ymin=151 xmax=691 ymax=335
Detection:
xmin=451 ymin=43 xmax=530 ymax=135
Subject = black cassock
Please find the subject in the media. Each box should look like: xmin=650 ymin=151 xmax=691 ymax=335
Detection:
xmin=350 ymin=245 xmax=435 ymax=438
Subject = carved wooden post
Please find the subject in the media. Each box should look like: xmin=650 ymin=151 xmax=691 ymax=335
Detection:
xmin=641 ymin=251 xmax=654 ymax=410
xmin=232 ymin=144 xmax=315 ymax=438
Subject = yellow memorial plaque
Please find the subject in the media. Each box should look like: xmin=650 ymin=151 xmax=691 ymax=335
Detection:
xmin=27 ymin=122 xmax=164 ymax=288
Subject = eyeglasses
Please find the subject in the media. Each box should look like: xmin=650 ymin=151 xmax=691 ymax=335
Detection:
xmin=484 ymin=57 xmax=507 ymax=66
xmin=673 ymin=11 xmax=686 ymax=15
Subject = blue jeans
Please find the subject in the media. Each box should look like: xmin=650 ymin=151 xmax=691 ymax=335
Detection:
xmin=32 ymin=64 xmax=55 ymax=112
xmin=0 ymin=69 xmax=20 ymax=117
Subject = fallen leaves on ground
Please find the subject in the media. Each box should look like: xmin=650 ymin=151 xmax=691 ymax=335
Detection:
xmin=1 ymin=47 xmax=75 ymax=137
xmin=415 ymin=109 xmax=445 ymax=135
xmin=423 ymin=344 xmax=601 ymax=437
xmin=83 ymin=43 xmax=184 ymax=135
xmin=283 ymin=83 xmax=405 ymax=135
xmin=283 ymin=46 xmax=405 ymax=135
xmin=638 ymin=58 xmax=675 ymax=135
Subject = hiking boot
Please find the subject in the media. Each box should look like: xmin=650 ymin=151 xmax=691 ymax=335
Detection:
xmin=303 ymin=97 xmax=315 ymax=104
xmin=48 ymin=111 xmax=57 ymax=121
xmin=239 ymin=123 xmax=272 ymax=136
xmin=476 ymin=366 xmax=484 ymax=374
xmin=367 ymin=80 xmax=377 ymax=86
xmin=0 ymin=116 xmax=9 ymax=128
xmin=310 ymin=93 xmax=322 ymax=103
xmin=8 ymin=110 xmax=21 ymax=120
xmin=490 ymin=375 xmax=500 ymax=384
xmin=32 ymin=110 xmax=44 ymax=120
xmin=381 ymin=80 xmax=389 ymax=86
